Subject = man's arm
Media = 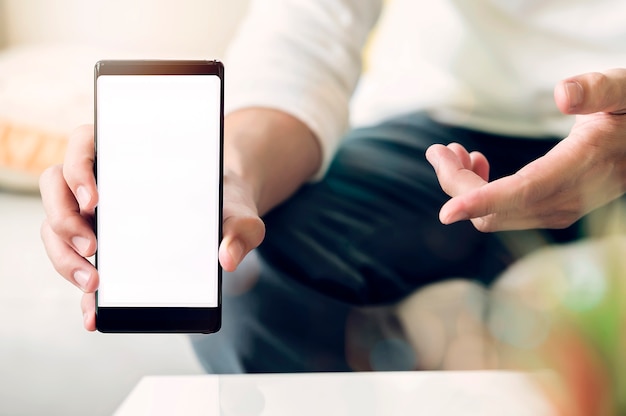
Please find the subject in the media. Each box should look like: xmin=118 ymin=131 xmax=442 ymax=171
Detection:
xmin=218 ymin=0 xmax=383 ymax=269
xmin=218 ymin=108 xmax=321 ymax=272
xmin=225 ymin=0 xmax=382 ymax=178
xmin=225 ymin=108 xmax=321 ymax=216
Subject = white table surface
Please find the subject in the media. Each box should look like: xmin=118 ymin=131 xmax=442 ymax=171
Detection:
xmin=0 ymin=190 xmax=204 ymax=416
xmin=115 ymin=371 xmax=556 ymax=416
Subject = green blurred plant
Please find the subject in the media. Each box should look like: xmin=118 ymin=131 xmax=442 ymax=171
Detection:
xmin=489 ymin=201 xmax=626 ymax=416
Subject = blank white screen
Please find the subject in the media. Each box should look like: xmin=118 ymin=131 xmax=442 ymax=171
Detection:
xmin=96 ymin=74 xmax=220 ymax=307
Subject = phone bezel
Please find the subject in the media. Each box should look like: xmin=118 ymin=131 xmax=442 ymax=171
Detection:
xmin=94 ymin=60 xmax=223 ymax=333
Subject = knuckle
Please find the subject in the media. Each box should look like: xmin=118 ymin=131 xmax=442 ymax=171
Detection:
xmin=585 ymin=72 xmax=608 ymax=96
xmin=440 ymin=183 xmax=455 ymax=196
xmin=587 ymin=72 xmax=612 ymax=107
xmin=51 ymin=250 xmax=74 ymax=277
xmin=81 ymin=292 xmax=95 ymax=313
xmin=46 ymin=212 xmax=68 ymax=234
xmin=254 ymin=218 xmax=267 ymax=246
xmin=40 ymin=220 xmax=87 ymax=281
xmin=39 ymin=164 xmax=62 ymax=187
xmin=40 ymin=219 xmax=51 ymax=242
xmin=61 ymin=161 xmax=78 ymax=185
xmin=57 ymin=257 xmax=74 ymax=275
xmin=67 ymin=125 xmax=95 ymax=153
xmin=473 ymin=217 xmax=496 ymax=233
xmin=80 ymin=294 xmax=89 ymax=312
xmin=63 ymin=160 xmax=93 ymax=188
xmin=516 ymin=176 xmax=538 ymax=206
xmin=439 ymin=174 xmax=460 ymax=196
xmin=555 ymin=215 xmax=578 ymax=229
xmin=551 ymin=219 xmax=571 ymax=230
xmin=545 ymin=210 xmax=579 ymax=229
xmin=47 ymin=211 xmax=82 ymax=238
xmin=587 ymin=71 xmax=607 ymax=87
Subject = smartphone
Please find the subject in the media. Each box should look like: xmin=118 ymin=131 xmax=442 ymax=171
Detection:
xmin=94 ymin=60 xmax=223 ymax=333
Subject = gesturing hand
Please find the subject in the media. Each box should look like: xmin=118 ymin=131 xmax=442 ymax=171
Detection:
xmin=426 ymin=69 xmax=626 ymax=232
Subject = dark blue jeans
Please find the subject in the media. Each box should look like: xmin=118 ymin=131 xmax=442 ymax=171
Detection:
xmin=190 ymin=113 xmax=579 ymax=373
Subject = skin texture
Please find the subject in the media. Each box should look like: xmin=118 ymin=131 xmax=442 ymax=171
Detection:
xmin=39 ymin=108 xmax=320 ymax=331
xmin=426 ymin=69 xmax=626 ymax=232
xmin=40 ymin=70 xmax=626 ymax=330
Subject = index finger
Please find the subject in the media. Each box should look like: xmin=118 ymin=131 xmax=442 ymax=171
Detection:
xmin=426 ymin=144 xmax=488 ymax=197
xmin=439 ymin=173 xmax=530 ymax=230
xmin=63 ymin=124 xmax=98 ymax=213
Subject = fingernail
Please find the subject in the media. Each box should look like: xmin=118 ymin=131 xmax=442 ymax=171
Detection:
xmin=76 ymin=186 xmax=91 ymax=208
xmin=565 ymin=81 xmax=583 ymax=111
xmin=74 ymin=269 xmax=90 ymax=290
xmin=228 ymin=239 xmax=245 ymax=265
xmin=72 ymin=236 xmax=90 ymax=255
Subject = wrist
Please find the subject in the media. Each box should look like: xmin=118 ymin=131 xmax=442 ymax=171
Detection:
xmin=224 ymin=108 xmax=321 ymax=215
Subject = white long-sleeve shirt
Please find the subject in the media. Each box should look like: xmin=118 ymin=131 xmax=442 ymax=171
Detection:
xmin=225 ymin=0 xmax=626 ymax=177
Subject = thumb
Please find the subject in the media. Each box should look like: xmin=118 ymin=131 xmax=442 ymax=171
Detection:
xmin=219 ymin=216 xmax=265 ymax=272
xmin=554 ymin=68 xmax=626 ymax=115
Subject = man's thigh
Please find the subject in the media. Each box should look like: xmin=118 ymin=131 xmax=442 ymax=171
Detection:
xmin=257 ymin=113 xmax=553 ymax=305
xmin=191 ymin=112 xmax=562 ymax=373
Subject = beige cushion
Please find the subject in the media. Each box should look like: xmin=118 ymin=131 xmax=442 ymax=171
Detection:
xmin=0 ymin=44 xmax=98 ymax=192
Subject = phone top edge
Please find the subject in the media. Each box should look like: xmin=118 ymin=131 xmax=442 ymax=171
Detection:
xmin=95 ymin=60 xmax=223 ymax=77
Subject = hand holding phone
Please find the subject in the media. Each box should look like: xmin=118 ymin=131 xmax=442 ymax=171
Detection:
xmin=94 ymin=60 xmax=223 ymax=333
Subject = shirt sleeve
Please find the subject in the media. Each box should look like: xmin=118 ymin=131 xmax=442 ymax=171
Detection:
xmin=224 ymin=0 xmax=383 ymax=179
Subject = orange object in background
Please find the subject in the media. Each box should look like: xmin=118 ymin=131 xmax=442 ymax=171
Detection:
xmin=0 ymin=45 xmax=97 ymax=193
xmin=0 ymin=120 xmax=67 ymax=182
xmin=536 ymin=329 xmax=613 ymax=416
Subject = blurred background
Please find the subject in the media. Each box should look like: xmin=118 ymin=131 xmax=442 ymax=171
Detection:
xmin=0 ymin=1 xmax=249 ymax=415
xmin=2 ymin=1 xmax=625 ymax=415
xmin=0 ymin=0 xmax=250 ymax=192
xmin=0 ymin=0 xmax=248 ymax=55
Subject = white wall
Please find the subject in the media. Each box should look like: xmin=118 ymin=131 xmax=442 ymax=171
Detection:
xmin=1 ymin=0 xmax=250 ymax=58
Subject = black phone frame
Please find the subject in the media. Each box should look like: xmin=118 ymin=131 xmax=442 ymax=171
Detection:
xmin=94 ymin=60 xmax=223 ymax=333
